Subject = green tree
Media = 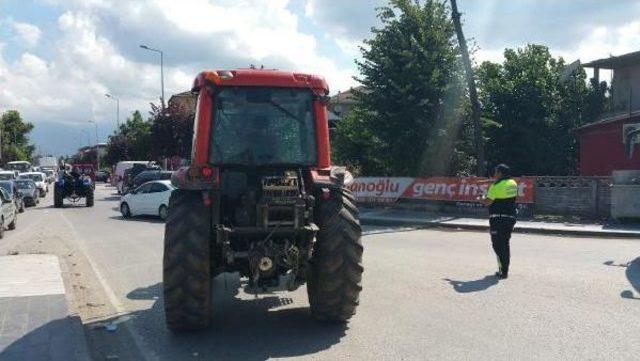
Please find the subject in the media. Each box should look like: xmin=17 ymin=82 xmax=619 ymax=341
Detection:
xmin=0 ymin=110 xmax=36 ymax=164
xmin=333 ymin=0 xmax=471 ymax=176
xmin=476 ymin=44 xmax=608 ymax=175
xmin=104 ymin=110 xmax=152 ymax=166
xmin=149 ymin=102 xmax=194 ymax=160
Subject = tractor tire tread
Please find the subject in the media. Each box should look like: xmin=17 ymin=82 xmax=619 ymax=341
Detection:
xmin=163 ymin=189 xmax=212 ymax=331
xmin=308 ymin=187 xmax=363 ymax=323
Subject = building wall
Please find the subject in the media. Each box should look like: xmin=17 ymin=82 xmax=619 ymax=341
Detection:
xmin=534 ymin=176 xmax=611 ymax=218
xmin=611 ymin=65 xmax=640 ymax=112
xmin=578 ymin=116 xmax=640 ymax=175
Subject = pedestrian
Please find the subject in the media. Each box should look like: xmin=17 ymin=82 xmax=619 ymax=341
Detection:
xmin=482 ymin=164 xmax=517 ymax=279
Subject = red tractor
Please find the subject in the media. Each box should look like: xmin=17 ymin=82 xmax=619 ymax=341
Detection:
xmin=164 ymin=69 xmax=363 ymax=330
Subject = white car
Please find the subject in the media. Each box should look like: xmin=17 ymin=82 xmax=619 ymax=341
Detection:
xmin=18 ymin=172 xmax=48 ymax=197
xmin=119 ymin=180 xmax=174 ymax=220
xmin=0 ymin=171 xmax=16 ymax=181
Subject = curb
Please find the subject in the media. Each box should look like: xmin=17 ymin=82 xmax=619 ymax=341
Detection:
xmin=361 ymin=216 xmax=640 ymax=239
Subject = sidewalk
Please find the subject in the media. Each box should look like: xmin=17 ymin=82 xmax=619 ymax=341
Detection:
xmin=360 ymin=208 xmax=640 ymax=238
xmin=0 ymin=255 xmax=91 ymax=361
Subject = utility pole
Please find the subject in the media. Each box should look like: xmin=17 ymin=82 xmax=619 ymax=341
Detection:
xmin=450 ymin=0 xmax=486 ymax=176
xmin=88 ymin=120 xmax=100 ymax=170
xmin=139 ymin=44 xmax=165 ymax=109
xmin=105 ymin=93 xmax=120 ymax=128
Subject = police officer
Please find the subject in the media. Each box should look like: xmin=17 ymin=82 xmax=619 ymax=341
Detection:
xmin=482 ymin=164 xmax=518 ymax=279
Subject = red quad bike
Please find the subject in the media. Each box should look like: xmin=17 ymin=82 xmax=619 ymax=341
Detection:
xmin=163 ymin=69 xmax=363 ymax=331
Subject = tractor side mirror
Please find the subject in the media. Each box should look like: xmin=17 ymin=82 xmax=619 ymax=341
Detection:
xmin=318 ymin=95 xmax=330 ymax=105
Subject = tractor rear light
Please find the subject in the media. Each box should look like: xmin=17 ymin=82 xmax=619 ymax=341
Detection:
xmin=201 ymin=166 xmax=213 ymax=178
xmin=200 ymin=166 xmax=220 ymax=185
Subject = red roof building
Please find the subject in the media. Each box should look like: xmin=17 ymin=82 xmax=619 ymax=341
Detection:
xmin=578 ymin=52 xmax=640 ymax=175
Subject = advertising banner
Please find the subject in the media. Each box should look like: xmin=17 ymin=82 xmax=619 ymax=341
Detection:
xmin=402 ymin=177 xmax=534 ymax=203
xmin=349 ymin=177 xmax=535 ymax=204
xmin=348 ymin=177 xmax=415 ymax=203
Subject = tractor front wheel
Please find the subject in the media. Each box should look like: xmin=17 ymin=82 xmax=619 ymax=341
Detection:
xmin=307 ymin=187 xmax=363 ymax=322
xmin=163 ymin=190 xmax=212 ymax=331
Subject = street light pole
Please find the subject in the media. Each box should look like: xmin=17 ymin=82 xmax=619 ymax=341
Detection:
xmin=105 ymin=93 xmax=120 ymax=128
xmin=88 ymin=120 xmax=100 ymax=170
xmin=80 ymin=130 xmax=91 ymax=146
xmin=139 ymin=44 xmax=165 ymax=109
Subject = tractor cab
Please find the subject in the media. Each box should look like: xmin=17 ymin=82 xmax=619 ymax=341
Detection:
xmin=163 ymin=69 xmax=362 ymax=331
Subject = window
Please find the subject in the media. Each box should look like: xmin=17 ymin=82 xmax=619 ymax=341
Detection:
xmin=211 ymin=87 xmax=317 ymax=166
xmin=0 ymin=183 xmax=13 ymax=197
xmin=137 ymin=183 xmax=153 ymax=194
xmin=16 ymin=181 xmax=34 ymax=189
xmin=20 ymin=174 xmax=43 ymax=182
xmin=150 ymin=183 xmax=168 ymax=193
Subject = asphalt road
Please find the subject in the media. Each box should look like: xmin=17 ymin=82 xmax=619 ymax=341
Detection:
xmin=1 ymin=184 xmax=639 ymax=360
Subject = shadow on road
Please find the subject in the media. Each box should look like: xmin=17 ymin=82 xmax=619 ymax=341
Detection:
xmin=0 ymin=316 xmax=85 ymax=360
xmin=101 ymin=195 xmax=121 ymax=201
xmin=603 ymin=258 xmax=640 ymax=300
xmin=443 ymin=275 xmax=499 ymax=293
xmin=108 ymin=215 xmax=164 ymax=224
xmin=84 ymin=276 xmax=347 ymax=360
xmin=26 ymin=204 xmax=55 ymax=211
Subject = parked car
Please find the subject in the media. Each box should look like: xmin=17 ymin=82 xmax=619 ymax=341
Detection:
xmin=121 ymin=163 xmax=161 ymax=194
xmin=119 ymin=180 xmax=174 ymax=220
xmin=15 ymin=179 xmax=39 ymax=206
xmin=96 ymin=170 xmax=110 ymax=182
xmin=0 ymin=187 xmax=18 ymax=238
xmin=18 ymin=172 xmax=48 ymax=197
xmin=42 ymin=169 xmax=56 ymax=183
xmin=0 ymin=171 xmax=16 ymax=181
xmin=132 ymin=170 xmax=173 ymax=189
xmin=0 ymin=181 xmax=24 ymax=213
xmin=113 ymin=161 xmax=150 ymax=192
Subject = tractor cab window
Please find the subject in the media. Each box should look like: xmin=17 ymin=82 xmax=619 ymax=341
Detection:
xmin=211 ymin=87 xmax=317 ymax=166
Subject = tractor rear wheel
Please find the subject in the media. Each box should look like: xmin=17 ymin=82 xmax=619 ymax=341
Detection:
xmin=163 ymin=190 xmax=212 ymax=331
xmin=54 ymin=186 xmax=63 ymax=208
xmin=86 ymin=188 xmax=94 ymax=207
xmin=307 ymin=187 xmax=363 ymax=322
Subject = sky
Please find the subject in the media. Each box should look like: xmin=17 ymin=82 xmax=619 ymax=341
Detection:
xmin=1 ymin=0 xmax=640 ymax=156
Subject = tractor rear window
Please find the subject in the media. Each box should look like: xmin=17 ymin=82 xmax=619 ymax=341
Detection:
xmin=210 ymin=87 xmax=317 ymax=166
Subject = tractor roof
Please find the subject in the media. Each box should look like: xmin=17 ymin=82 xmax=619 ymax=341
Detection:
xmin=192 ymin=69 xmax=329 ymax=94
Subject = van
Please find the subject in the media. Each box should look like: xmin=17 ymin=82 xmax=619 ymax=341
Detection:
xmin=114 ymin=161 xmax=150 ymax=194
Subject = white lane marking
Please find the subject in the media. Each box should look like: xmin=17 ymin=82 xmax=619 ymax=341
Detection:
xmin=0 ymin=254 xmax=65 ymax=298
xmin=59 ymin=207 xmax=155 ymax=361
xmin=58 ymin=212 xmax=126 ymax=313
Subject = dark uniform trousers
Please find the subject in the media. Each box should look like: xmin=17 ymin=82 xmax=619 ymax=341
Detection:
xmin=489 ymin=216 xmax=516 ymax=275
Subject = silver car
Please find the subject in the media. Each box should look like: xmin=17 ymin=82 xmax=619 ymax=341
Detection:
xmin=0 ymin=187 xmax=17 ymax=238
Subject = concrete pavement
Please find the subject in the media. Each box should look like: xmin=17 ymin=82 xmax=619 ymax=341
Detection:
xmin=0 ymin=255 xmax=90 ymax=361
xmin=361 ymin=208 xmax=640 ymax=238
xmin=1 ymin=184 xmax=639 ymax=360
